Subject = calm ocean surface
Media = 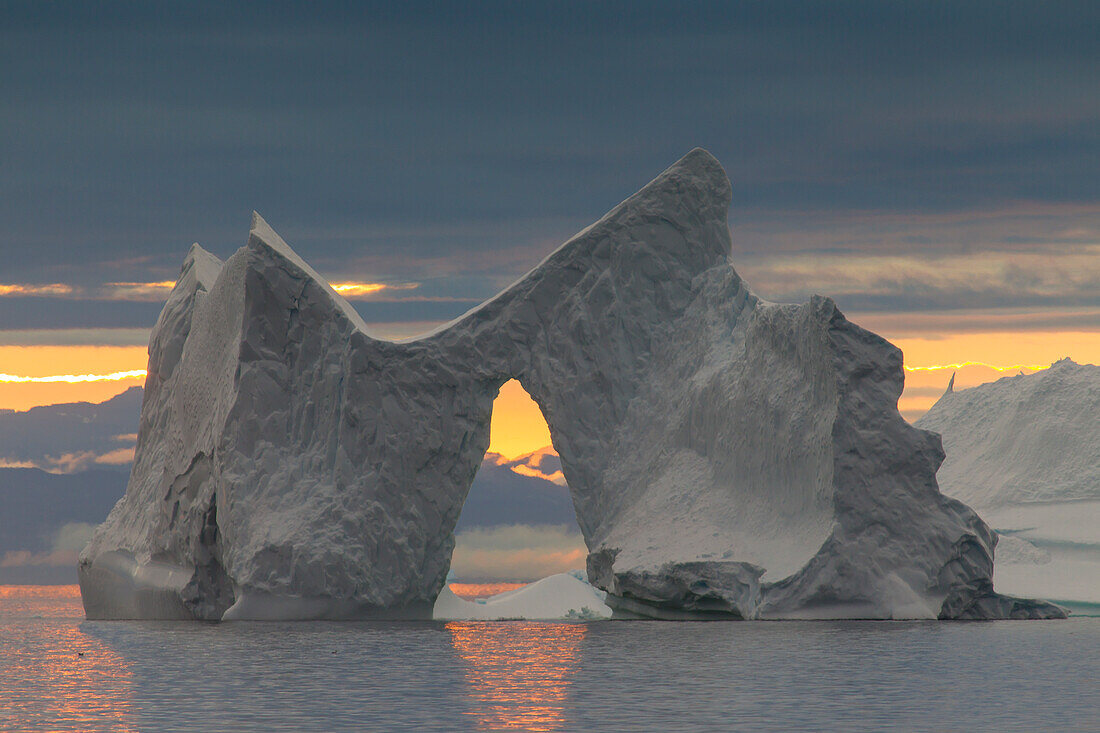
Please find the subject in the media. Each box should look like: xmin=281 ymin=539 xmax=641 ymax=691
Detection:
xmin=2 ymin=586 xmax=1097 ymax=732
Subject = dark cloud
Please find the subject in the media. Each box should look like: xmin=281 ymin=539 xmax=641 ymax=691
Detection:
xmin=0 ymin=387 xmax=141 ymax=470
xmin=737 ymin=241 xmax=1100 ymax=314
xmin=0 ymin=295 xmax=474 ymax=330
xmin=0 ymin=328 xmax=151 ymax=346
xmin=0 ymin=299 xmax=163 ymax=330
xmin=0 ymin=468 xmax=126 ymax=584
xmin=2 ymin=1 xmax=1098 ymax=326
xmin=851 ymin=308 xmax=1100 ymax=337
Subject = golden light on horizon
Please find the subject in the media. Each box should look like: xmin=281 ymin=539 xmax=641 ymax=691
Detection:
xmin=1 ymin=331 xmax=1098 ymax=431
xmin=894 ymin=331 xmax=1100 ymax=369
xmin=330 ymin=282 xmax=420 ymax=299
xmin=0 ymin=283 xmax=75 ymax=297
xmin=449 ymin=582 xmax=528 ymax=599
xmin=0 ymin=281 xmax=180 ymax=301
xmin=0 ymin=346 xmax=147 ymax=411
xmin=0 ymin=369 xmax=147 ymax=383
xmin=904 ymin=361 xmax=1051 ymax=373
xmin=488 ymin=380 xmax=553 ymax=460
xmin=331 ymin=282 xmax=387 ymax=295
xmin=105 ymin=281 xmax=176 ymax=288
xmin=502 ymin=446 xmax=566 ymax=484
xmin=101 ymin=281 xmax=177 ymax=301
xmin=893 ymin=330 xmax=1100 ymax=420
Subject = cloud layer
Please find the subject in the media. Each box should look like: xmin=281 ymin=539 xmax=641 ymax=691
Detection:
xmin=2 ymin=2 xmax=1098 ymax=332
xmin=0 ymin=386 xmax=141 ymax=472
xmin=450 ymin=524 xmax=586 ymax=583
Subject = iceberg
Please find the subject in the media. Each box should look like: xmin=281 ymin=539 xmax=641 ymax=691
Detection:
xmin=79 ymin=149 xmax=1063 ymax=620
xmin=433 ymin=573 xmax=611 ymax=621
xmin=916 ymin=360 xmax=1100 ymax=613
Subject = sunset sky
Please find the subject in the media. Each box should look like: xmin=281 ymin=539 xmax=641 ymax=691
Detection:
xmin=3 ymin=2 xmax=1099 ymax=456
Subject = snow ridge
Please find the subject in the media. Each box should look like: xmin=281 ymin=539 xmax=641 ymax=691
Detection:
xmin=917 ymin=358 xmax=1100 ymax=507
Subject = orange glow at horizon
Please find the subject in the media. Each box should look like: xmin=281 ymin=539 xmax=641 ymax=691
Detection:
xmin=102 ymin=281 xmax=177 ymax=301
xmin=2 ymin=331 xmax=1098 ymax=428
xmin=0 ymin=281 xmax=179 ymax=301
xmin=903 ymin=361 xmax=1051 ymax=373
xmin=0 ymin=346 xmax=147 ymax=411
xmin=0 ymin=283 xmax=75 ymax=297
xmin=893 ymin=331 xmax=1100 ymax=369
xmin=488 ymin=380 xmax=553 ymax=460
xmin=331 ymin=282 xmax=387 ymax=295
xmin=0 ymin=369 xmax=146 ymax=383
xmin=105 ymin=281 xmax=176 ymax=289
xmin=330 ymin=281 xmax=420 ymax=299
xmin=892 ymin=331 xmax=1100 ymax=420
xmin=500 ymin=446 xmax=567 ymax=484
xmin=449 ymin=582 xmax=528 ymax=600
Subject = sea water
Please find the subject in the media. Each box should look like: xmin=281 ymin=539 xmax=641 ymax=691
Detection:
xmin=1 ymin=586 xmax=1097 ymax=732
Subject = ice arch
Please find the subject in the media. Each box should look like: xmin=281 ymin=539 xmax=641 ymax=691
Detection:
xmin=79 ymin=150 xmax=1064 ymax=621
xmin=446 ymin=380 xmax=584 ymax=586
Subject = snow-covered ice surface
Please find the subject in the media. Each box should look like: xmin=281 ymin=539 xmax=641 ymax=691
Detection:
xmin=916 ymin=361 xmax=1100 ymax=614
xmin=915 ymin=359 xmax=1100 ymax=509
xmin=433 ymin=572 xmax=611 ymax=621
xmin=79 ymin=149 xmax=1062 ymax=621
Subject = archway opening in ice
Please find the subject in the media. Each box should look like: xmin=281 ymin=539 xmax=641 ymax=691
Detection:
xmin=448 ymin=380 xmax=586 ymax=600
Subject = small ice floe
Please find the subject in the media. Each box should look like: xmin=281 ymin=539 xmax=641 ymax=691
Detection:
xmin=433 ymin=572 xmax=611 ymax=621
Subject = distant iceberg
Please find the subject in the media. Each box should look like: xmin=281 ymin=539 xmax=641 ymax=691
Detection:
xmin=916 ymin=359 xmax=1100 ymax=614
xmin=434 ymin=573 xmax=611 ymax=621
xmin=79 ymin=149 xmax=1063 ymax=621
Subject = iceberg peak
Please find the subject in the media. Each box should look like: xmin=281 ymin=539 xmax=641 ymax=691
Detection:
xmin=246 ymin=211 xmax=370 ymax=334
xmin=181 ymin=243 xmax=222 ymax=291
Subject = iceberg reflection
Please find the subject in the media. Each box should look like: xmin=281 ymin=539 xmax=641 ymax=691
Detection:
xmin=446 ymin=621 xmax=586 ymax=731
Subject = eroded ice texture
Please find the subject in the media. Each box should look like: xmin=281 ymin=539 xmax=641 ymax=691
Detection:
xmin=79 ymin=149 xmax=1063 ymax=620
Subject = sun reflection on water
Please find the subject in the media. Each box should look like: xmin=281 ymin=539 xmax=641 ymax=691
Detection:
xmin=446 ymin=621 xmax=587 ymax=732
xmin=0 ymin=586 xmax=137 ymax=731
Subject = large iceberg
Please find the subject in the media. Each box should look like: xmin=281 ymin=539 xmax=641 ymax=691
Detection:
xmin=916 ymin=360 xmax=1100 ymax=612
xmin=79 ymin=149 xmax=1063 ymax=620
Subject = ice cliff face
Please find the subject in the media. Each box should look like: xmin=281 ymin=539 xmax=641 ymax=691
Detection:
xmin=916 ymin=361 xmax=1100 ymax=611
xmin=79 ymin=149 xmax=1063 ymax=620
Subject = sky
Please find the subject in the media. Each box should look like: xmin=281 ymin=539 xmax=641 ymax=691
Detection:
xmin=3 ymin=1 xmax=1100 ymax=446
